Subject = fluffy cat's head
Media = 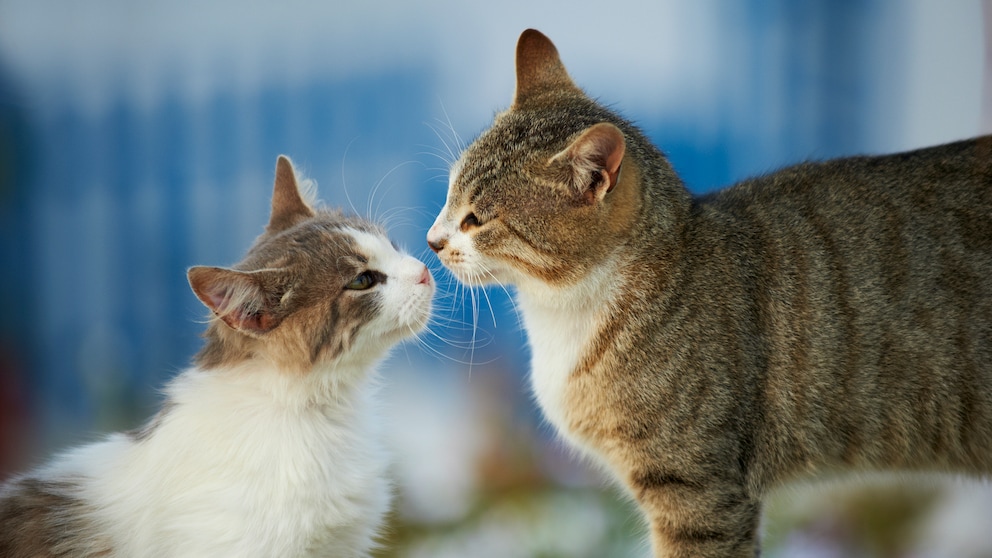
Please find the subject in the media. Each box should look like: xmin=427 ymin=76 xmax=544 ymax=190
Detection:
xmin=427 ymin=29 xmax=685 ymax=295
xmin=189 ymin=156 xmax=434 ymax=373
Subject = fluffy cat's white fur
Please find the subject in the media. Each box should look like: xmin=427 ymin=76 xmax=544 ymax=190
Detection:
xmin=35 ymin=361 xmax=388 ymax=557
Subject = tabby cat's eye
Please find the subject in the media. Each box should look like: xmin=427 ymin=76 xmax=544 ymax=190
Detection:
xmin=460 ymin=212 xmax=481 ymax=232
xmin=346 ymin=271 xmax=379 ymax=290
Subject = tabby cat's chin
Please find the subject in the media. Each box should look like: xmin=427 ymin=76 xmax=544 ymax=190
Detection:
xmin=435 ymin=260 xmax=509 ymax=288
xmin=448 ymin=269 xmax=495 ymax=287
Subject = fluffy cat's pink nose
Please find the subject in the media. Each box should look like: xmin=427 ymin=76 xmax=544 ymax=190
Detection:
xmin=417 ymin=266 xmax=432 ymax=285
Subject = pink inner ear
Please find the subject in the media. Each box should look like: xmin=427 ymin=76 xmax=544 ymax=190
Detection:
xmin=213 ymin=292 xmax=280 ymax=334
xmin=225 ymin=309 xmax=273 ymax=333
xmin=189 ymin=267 xmax=280 ymax=334
xmin=200 ymin=283 xmax=248 ymax=329
xmin=583 ymin=124 xmax=625 ymax=174
xmin=202 ymin=287 xmax=234 ymax=316
xmin=568 ymin=123 xmax=626 ymax=199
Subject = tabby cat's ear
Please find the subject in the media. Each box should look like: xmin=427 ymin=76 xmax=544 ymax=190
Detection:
xmin=268 ymin=155 xmax=315 ymax=233
xmin=551 ymin=122 xmax=626 ymax=204
xmin=513 ymin=29 xmax=582 ymax=107
xmin=188 ymin=266 xmax=285 ymax=335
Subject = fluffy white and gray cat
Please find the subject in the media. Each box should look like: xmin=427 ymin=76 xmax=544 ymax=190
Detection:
xmin=0 ymin=156 xmax=435 ymax=557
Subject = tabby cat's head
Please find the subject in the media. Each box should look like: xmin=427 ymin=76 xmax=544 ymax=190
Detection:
xmin=189 ymin=156 xmax=434 ymax=373
xmin=428 ymin=29 xmax=644 ymax=293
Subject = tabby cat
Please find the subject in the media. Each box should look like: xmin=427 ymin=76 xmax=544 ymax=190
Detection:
xmin=1 ymin=156 xmax=435 ymax=557
xmin=427 ymin=29 xmax=992 ymax=557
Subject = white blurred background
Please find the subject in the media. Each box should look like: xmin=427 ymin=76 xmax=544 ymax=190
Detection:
xmin=0 ymin=1 xmax=989 ymax=556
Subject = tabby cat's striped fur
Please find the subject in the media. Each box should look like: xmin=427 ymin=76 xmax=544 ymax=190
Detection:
xmin=428 ymin=29 xmax=992 ymax=557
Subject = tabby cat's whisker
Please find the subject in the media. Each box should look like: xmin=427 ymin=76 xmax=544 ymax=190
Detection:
xmin=478 ymin=263 xmax=520 ymax=324
xmin=424 ymin=111 xmax=464 ymax=166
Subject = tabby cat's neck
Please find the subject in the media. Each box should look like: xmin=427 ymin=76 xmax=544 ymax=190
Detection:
xmin=515 ymin=252 xmax=627 ymax=457
xmin=516 ymin=251 xmax=627 ymax=311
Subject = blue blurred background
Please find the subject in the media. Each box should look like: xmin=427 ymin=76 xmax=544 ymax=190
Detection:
xmin=0 ymin=1 xmax=989 ymax=556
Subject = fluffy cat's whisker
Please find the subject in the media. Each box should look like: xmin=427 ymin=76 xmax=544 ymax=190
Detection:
xmin=415 ymin=261 xmax=496 ymax=359
xmin=365 ymin=160 xmax=421 ymax=224
xmin=339 ymin=137 xmax=362 ymax=218
xmin=411 ymin=283 xmax=497 ymax=364
xmin=414 ymin=328 xmax=495 ymax=367
xmin=375 ymin=209 xmax=420 ymax=239
xmin=418 ymin=294 xmax=485 ymax=341
xmin=386 ymin=206 xmax=448 ymax=238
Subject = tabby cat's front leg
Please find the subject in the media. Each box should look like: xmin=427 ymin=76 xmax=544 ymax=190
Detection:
xmin=632 ymin=474 xmax=761 ymax=558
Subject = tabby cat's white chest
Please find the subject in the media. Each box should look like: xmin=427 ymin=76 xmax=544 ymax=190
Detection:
xmin=517 ymin=294 xmax=600 ymax=451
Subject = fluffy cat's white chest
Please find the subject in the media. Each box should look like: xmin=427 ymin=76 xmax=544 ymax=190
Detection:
xmin=52 ymin=366 xmax=389 ymax=558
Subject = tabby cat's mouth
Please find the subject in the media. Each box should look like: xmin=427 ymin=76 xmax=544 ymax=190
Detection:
xmin=445 ymin=266 xmax=505 ymax=287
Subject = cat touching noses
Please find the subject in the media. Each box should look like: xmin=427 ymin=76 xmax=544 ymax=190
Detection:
xmin=1 ymin=155 xmax=434 ymax=557
xmin=429 ymin=28 xmax=992 ymax=558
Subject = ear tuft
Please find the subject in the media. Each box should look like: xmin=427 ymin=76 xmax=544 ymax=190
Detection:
xmin=552 ymin=123 xmax=626 ymax=204
xmin=268 ymin=155 xmax=315 ymax=233
xmin=188 ymin=266 xmax=283 ymax=335
xmin=513 ymin=29 xmax=581 ymax=107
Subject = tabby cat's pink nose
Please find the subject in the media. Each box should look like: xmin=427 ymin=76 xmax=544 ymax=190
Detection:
xmin=427 ymin=238 xmax=445 ymax=253
xmin=427 ymin=224 xmax=447 ymax=253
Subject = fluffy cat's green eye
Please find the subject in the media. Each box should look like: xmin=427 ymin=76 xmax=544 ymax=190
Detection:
xmin=460 ymin=213 xmax=481 ymax=232
xmin=346 ymin=271 xmax=379 ymax=291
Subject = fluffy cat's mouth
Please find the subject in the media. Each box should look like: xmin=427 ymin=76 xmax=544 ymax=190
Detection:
xmin=391 ymin=280 xmax=435 ymax=336
xmin=406 ymin=294 xmax=434 ymax=333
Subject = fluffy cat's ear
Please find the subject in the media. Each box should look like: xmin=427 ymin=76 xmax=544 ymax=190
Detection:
xmin=268 ymin=155 xmax=315 ymax=233
xmin=513 ymin=29 xmax=582 ymax=107
xmin=188 ymin=266 xmax=285 ymax=335
xmin=551 ymin=122 xmax=626 ymax=204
